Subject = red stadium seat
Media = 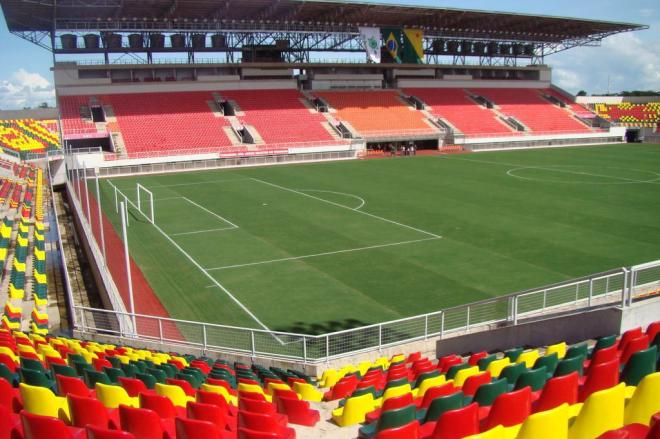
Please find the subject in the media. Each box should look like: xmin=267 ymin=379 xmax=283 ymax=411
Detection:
xmin=375 ymin=420 xmax=420 ymax=439
xmin=68 ymin=394 xmax=117 ymax=429
xmin=275 ymin=396 xmax=320 ymax=426
xmin=175 ymin=417 xmax=227 ymax=439
xmin=579 ymin=360 xmax=620 ymax=402
xmin=481 ymin=387 xmax=532 ymax=430
xmin=533 ymin=372 xmax=578 ymax=413
xmin=86 ymin=425 xmax=136 ymax=439
xmin=118 ymin=377 xmax=150 ymax=398
xmin=21 ymin=411 xmax=85 ymax=439
xmin=423 ymin=403 xmax=479 ymax=439
xmin=118 ymin=405 xmax=172 ymax=439
xmin=57 ymin=375 xmax=94 ymax=398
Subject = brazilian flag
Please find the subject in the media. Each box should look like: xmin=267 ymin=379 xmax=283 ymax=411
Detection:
xmin=402 ymin=28 xmax=424 ymax=64
xmin=382 ymin=28 xmax=402 ymax=63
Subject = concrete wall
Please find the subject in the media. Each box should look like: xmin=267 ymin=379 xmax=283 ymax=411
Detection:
xmin=620 ymin=296 xmax=660 ymax=333
xmin=397 ymin=79 xmax=551 ymax=89
xmin=436 ymin=307 xmax=623 ymax=357
xmin=0 ymin=108 xmax=59 ymax=120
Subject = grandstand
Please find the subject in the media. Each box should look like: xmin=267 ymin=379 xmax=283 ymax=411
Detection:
xmin=1 ymin=0 xmax=660 ymax=437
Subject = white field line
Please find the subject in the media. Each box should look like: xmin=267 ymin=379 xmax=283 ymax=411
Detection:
xmin=181 ymin=197 xmax=240 ymax=229
xmin=441 ymin=155 xmax=660 ymax=185
xmin=250 ymin=178 xmax=442 ymax=239
xmin=154 ymin=196 xmax=184 ymax=201
xmin=105 ymin=180 xmax=279 ymax=339
xmin=299 ymin=189 xmax=366 ymax=210
xmin=206 ymin=237 xmax=441 ymax=271
xmin=171 ymin=227 xmax=237 ymax=237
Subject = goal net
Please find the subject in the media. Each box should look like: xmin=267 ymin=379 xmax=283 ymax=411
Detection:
xmin=136 ymin=183 xmax=155 ymax=224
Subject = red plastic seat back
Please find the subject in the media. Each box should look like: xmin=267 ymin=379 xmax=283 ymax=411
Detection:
xmin=406 ymin=352 xmax=422 ymax=363
xmin=590 ymin=345 xmax=618 ymax=367
xmin=68 ymin=394 xmax=110 ymax=429
xmin=468 ymin=352 xmax=488 ymax=366
xmin=239 ymin=391 xmax=267 ymax=402
xmin=196 ymin=390 xmax=231 ymax=415
xmin=646 ymin=321 xmax=660 ymax=344
xmin=239 ymin=398 xmax=276 ymax=415
xmin=118 ymin=377 xmax=148 ymax=398
xmin=418 ymin=382 xmax=457 ymax=409
xmin=483 ymin=386 xmax=532 ymax=430
xmin=175 ymin=418 xmax=222 ymax=439
xmin=327 ymin=379 xmax=357 ymax=400
xmin=21 ymin=411 xmax=75 ymax=439
xmin=618 ymin=327 xmax=643 ymax=351
xmin=272 ymin=389 xmax=299 ymax=405
xmin=57 ymin=375 xmax=91 ymax=398
xmin=379 ymin=393 xmax=414 ymax=413
xmin=187 ymin=401 xmax=227 ymax=428
xmin=431 ymin=403 xmax=479 ymax=439
xmin=437 ymin=356 xmax=462 ymax=373
xmin=579 ymin=359 xmax=620 ymax=402
xmin=620 ymin=336 xmax=650 ymax=365
xmin=375 ymin=420 xmax=420 ymax=439
xmin=0 ymin=353 xmax=17 ymax=372
xmin=533 ymin=372 xmax=578 ymax=413
xmin=238 ymin=410 xmax=281 ymax=432
xmin=118 ymin=405 xmax=164 ymax=439
xmin=139 ymin=393 xmax=177 ymax=419
xmin=237 ymin=428 xmax=280 ymax=439
xmin=87 ymin=425 xmax=136 ymax=439
xmin=0 ymin=376 xmax=15 ymax=409
xmin=461 ymin=371 xmax=492 ymax=397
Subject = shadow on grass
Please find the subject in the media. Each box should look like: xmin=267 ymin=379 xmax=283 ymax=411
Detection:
xmin=277 ymin=319 xmax=369 ymax=335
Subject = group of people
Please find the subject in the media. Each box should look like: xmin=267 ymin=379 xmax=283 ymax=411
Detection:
xmin=369 ymin=142 xmax=418 ymax=157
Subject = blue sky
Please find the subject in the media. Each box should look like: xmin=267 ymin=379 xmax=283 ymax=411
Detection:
xmin=0 ymin=0 xmax=658 ymax=109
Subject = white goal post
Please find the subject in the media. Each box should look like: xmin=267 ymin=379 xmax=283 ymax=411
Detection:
xmin=136 ymin=183 xmax=155 ymax=224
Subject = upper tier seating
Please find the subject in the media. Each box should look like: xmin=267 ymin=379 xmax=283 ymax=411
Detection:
xmin=315 ymin=90 xmax=435 ymax=137
xmin=404 ymin=88 xmax=517 ymax=137
xmin=472 ymin=88 xmax=592 ymax=133
xmin=59 ymin=96 xmax=102 ymax=138
xmin=0 ymin=120 xmax=60 ymax=154
xmin=595 ymin=102 xmax=660 ymax=127
xmin=543 ymin=89 xmax=595 ymax=118
xmin=100 ymin=92 xmax=234 ymax=153
xmin=220 ymin=90 xmax=334 ymax=145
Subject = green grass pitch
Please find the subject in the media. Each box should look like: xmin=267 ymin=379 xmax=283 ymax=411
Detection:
xmin=96 ymin=144 xmax=660 ymax=334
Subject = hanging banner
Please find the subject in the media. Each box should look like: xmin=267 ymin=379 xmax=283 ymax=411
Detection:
xmin=359 ymin=27 xmax=382 ymax=63
xmin=382 ymin=28 xmax=402 ymax=63
xmin=403 ymin=28 xmax=424 ymax=64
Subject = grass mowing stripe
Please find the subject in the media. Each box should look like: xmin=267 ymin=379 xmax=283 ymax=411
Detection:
xmin=205 ymin=237 xmax=442 ymax=271
xmin=249 ymin=177 xmax=442 ymax=239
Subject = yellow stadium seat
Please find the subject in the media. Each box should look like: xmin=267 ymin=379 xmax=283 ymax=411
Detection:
xmin=390 ymin=354 xmax=405 ymax=363
xmin=375 ymin=384 xmax=412 ymax=407
xmin=266 ymin=382 xmax=292 ymax=396
xmin=487 ymin=357 xmax=511 ymax=378
xmin=358 ymin=361 xmax=372 ymax=376
xmin=155 ymin=383 xmax=195 ymax=407
xmin=373 ymin=357 xmax=389 ymax=369
xmin=0 ymin=346 xmax=18 ymax=363
xmin=454 ymin=366 xmax=480 ymax=387
xmin=199 ymin=383 xmax=237 ymax=406
xmin=413 ymin=375 xmax=447 ymax=399
xmin=237 ymin=383 xmax=272 ymax=402
xmin=568 ymin=383 xmax=625 ymax=439
xmin=331 ymin=393 xmax=377 ymax=427
xmin=517 ymin=350 xmax=541 ymax=369
xmin=624 ymin=372 xmax=660 ymax=426
xmin=2 ymin=315 xmax=20 ymax=330
xmin=34 ymin=295 xmax=48 ymax=307
xmin=517 ymin=403 xmax=569 ymax=439
xmin=318 ymin=368 xmax=340 ymax=388
xmin=95 ymin=382 xmax=139 ymax=409
xmin=546 ymin=342 xmax=567 ymax=359
xmin=9 ymin=283 xmax=24 ymax=300
xmin=19 ymin=383 xmax=70 ymax=423
xmin=292 ymin=382 xmax=323 ymax=402
xmin=31 ymin=323 xmax=49 ymax=335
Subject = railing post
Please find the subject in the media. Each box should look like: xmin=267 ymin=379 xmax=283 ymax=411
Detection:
xmin=202 ymin=324 xmax=208 ymax=355
xmin=302 ymin=336 xmax=307 ymax=363
xmin=621 ymin=268 xmax=629 ymax=308
xmin=424 ymin=315 xmax=429 ymax=340
xmin=378 ymin=324 xmax=382 ymax=353
xmin=440 ymin=312 xmax=445 ymax=337
xmin=158 ymin=318 xmax=163 ymax=345
xmin=543 ymin=290 xmax=547 ymax=311
xmin=250 ymin=330 xmax=256 ymax=357
xmin=465 ymin=306 xmax=470 ymax=332
xmin=513 ymin=296 xmax=518 ymax=325
xmin=588 ymin=278 xmax=593 ymax=307
xmin=325 ymin=335 xmax=330 ymax=362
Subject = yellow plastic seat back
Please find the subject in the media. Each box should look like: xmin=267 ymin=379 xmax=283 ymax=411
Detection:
xmin=293 ymin=382 xmax=323 ymax=402
xmin=318 ymin=368 xmax=339 ymax=388
xmin=331 ymin=393 xmax=376 ymax=427
xmin=454 ymin=366 xmax=480 ymax=387
xmin=155 ymin=383 xmax=195 ymax=407
xmin=95 ymin=382 xmax=139 ymax=409
xmin=517 ymin=403 xmax=569 ymax=439
xmin=19 ymin=383 xmax=70 ymax=423
xmin=517 ymin=350 xmax=541 ymax=369
xmin=237 ymin=383 xmax=272 ymax=402
xmin=568 ymin=382 xmax=625 ymax=439
xmin=624 ymin=372 xmax=660 ymax=426
xmin=266 ymin=382 xmax=292 ymax=395
xmin=415 ymin=375 xmax=447 ymax=399
xmin=464 ymin=425 xmax=505 ymax=439
xmin=546 ymin=342 xmax=567 ymax=360
xmin=487 ymin=358 xmax=511 ymax=378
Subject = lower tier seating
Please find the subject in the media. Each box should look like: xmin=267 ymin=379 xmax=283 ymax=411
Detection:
xmin=595 ymin=103 xmax=659 ymax=127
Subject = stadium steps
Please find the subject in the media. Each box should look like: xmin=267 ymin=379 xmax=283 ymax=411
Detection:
xmin=222 ymin=126 xmax=244 ymax=146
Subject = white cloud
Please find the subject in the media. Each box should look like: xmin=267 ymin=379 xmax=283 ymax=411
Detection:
xmin=0 ymin=68 xmax=55 ymax=109
xmin=551 ymin=32 xmax=660 ymax=94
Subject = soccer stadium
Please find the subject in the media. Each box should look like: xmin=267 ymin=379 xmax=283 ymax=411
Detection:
xmin=0 ymin=0 xmax=659 ymax=437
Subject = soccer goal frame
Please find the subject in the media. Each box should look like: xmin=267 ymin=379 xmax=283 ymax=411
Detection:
xmin=136 ymin=183 xmax=155 ymax=224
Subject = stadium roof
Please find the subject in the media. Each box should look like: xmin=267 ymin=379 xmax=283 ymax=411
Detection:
xmin=1 ymin=0 xmax=647 ymax=44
